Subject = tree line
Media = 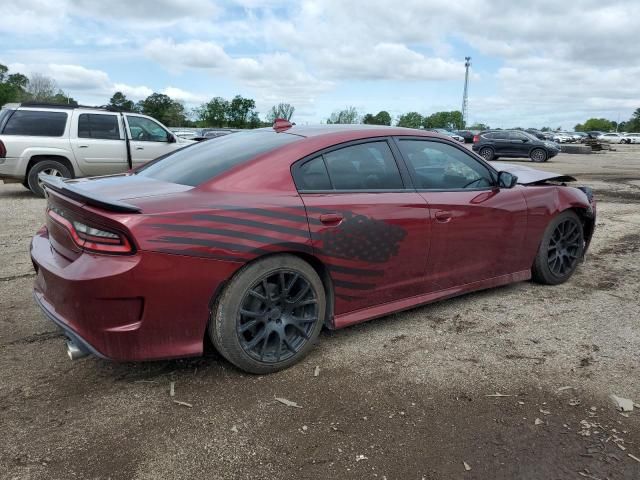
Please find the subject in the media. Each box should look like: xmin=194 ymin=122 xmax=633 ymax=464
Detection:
xmin=574 ymin=112 xmax=640 ymax=133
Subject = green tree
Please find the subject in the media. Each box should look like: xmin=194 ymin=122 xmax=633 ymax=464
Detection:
xmin=266 ymin=103 xmax=295 ymax=122
xmin=108 ymin=91 xmax=136 ymax=111
xmin=626 ymin=108 xmax=640 ymax=132
xmin=363 ymin=110 xmax=391 ymax=125
xmin=575 ymin=118 xmax=615 ymax=132
xmin=228 ymin=95 xmax=258 ymax=128
xmin=196 ymin=97 xmax=230 ymax=127
xmin=50 ymin=90 xmax=78 ymax=106
xmin=327 ymin=106 xmax=359 ymax=124
xmin=396 ymin=112 xmax=423 ymax=129
xmin=469 ymin=122 xmax=490 ymax=131
xmin=138 ymin=93 xmax=187 ymax=126
xmin=0 ymin=64 xmax=29 ymax=106
xmin=422 ymin=110 xmax=463 ymax=129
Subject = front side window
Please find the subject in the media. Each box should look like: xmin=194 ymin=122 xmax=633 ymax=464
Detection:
xmin=398 ymin=140 xmax=494 ymax=190
xmin=322 ymin=141 xmax=404 ymax=190
xmin=78 ymin=114 xmax=121 ymax=140
xmin=2 ymin=110 xmax=68 ymax=137
xmin=127 ymin=115 xmax=170 ymax=142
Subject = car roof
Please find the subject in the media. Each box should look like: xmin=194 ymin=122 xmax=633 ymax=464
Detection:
xmin=270 ymin=124 xmax=436 ymax=139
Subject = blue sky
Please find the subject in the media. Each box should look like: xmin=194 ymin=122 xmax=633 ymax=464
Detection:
xmin=2 ymin=0 xmax=639 ymax=129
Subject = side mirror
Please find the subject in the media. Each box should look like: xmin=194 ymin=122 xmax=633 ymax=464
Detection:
xmin=168 ymin=134 xmax=177 ymax=143
xmin=498 ymin=171 xmax=518 ymax=189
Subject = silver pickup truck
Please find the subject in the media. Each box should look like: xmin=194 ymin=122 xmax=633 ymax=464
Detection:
xmin=0 ymin=103 xmax=194 ymax=196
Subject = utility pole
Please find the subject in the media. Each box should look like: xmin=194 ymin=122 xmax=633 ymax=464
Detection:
xmin=461 ymin=56 xmax=471 ymax=129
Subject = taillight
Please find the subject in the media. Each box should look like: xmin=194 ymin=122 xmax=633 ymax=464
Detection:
xmin=0 ymin=140 xmax=6 ymax=158
xmin=473 ymin=135 xmax=480 ymax=143
xmin=47 ymin=207 xmax=133 ymax=254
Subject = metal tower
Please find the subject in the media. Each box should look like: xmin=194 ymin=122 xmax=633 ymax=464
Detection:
xmin=461 ymin=56 xmax=471 ymax=128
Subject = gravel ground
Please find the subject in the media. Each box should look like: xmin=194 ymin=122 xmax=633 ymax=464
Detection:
xmin=1 ymin=146 xmax=639 ymax=479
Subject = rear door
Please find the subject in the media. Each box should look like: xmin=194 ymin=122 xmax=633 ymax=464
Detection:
xmin=70 ymin=112 xmax=128 ymax=176
xmin=395 ymin=138 xmax=528 ymax=291
xmin=293 ymin=139 xmax=431 ymax=314
xmin=485 ymin=131 xmax=510 ymax=155
xmin=125 ymin=115 xmax=177 ymax=168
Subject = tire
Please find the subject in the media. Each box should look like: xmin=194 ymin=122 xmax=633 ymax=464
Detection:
xmin=531 ymin=211 xmax=584 ymax=285
xmin=209 ymin=254 xmax=326 ymax=374
xmin=530 ymin=148 xmax=547 ymax=163
xmin=27 ymin=159 xmax=71 ymax=198
xmin=479 ymin=147 xmax=494 ymax=161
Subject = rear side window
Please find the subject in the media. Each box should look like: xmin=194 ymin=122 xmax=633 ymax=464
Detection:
xmin=323 ymin=141 xmax=404 ymax=190
xmin=294 ymin=156 xmax=332 ymax=190
xmin=136 ymin=130 xmax=301 ymax=186
xmin=2 ymin=110 xmax=68 ymax=137
xmin=78 ymin=114 xmax=121 ymax=140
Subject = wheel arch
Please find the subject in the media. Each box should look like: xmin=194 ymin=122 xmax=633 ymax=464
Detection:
xmin=26 ymin=155 xmax=76 ymax=179
xmin=204 ymin=250 xmax=336 ymax=349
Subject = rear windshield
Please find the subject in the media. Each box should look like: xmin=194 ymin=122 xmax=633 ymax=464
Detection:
xmin=136 ymin=130 xmax=301 ymax=186
xmin=1 ymin=110 xmax=68 ymax=136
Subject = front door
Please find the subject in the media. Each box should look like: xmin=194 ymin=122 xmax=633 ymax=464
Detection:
xmin=70 ymin=112 xmax=127 ymax=176
xmin=292 ymin=140 xmax=431 ymax=315
xmin=125 ymin=115 xmax=175 ymax=168
xmin=507 ymin=131 xmax=533 ymax=156
xmin=395 ymin=138 xmax=528 ymax=291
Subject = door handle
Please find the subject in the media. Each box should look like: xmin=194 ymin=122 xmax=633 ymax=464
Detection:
xmin=135 ymin=147 xmax=144 ymax=150
xmin=319 ymin=213 xmax=343 ymax=225
xmin=435 ymin=211 xmax=452 ymax=223
xmin=78 ymin=145 xmax=88 ymax=148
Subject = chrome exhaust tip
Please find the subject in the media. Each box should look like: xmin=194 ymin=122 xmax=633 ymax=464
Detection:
xmin=66 ymin=339 xmax=88 ymax=360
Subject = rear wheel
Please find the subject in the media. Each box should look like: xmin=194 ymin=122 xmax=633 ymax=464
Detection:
xmin=530 ymin=148 xmax=547 ymax=162
xmin=209 ymin=254 xmax=325 ymax=374
xmin=27 ymin=160 xmax=71 ymax=197
xmin=532 ymin=211 xmax=584 ymax=285
xmin=479 ymin=147 xmax=494 ymax=161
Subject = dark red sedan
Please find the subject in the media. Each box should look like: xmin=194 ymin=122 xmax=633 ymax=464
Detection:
xmin=31 ymin=123 xmax=596 ymax=373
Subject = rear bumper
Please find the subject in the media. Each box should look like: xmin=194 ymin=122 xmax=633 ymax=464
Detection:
xmin=33 ymin=290 xmax=106 ymax=359
xmin=0 ymin=157 xmax=26 ymax=181
xmin=31 ymin=229 xmax=241 ymax=361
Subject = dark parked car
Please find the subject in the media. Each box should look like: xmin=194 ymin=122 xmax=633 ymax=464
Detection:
xmin=454 ymin=130 xmax=474 ymax=143
xmin=472 ymin=130 xmax=560 ymax=162
xmin=32 ymin=123 xmax=595 ymax=373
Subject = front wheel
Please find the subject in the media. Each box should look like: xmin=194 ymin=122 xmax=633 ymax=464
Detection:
xmin=209 ymin=254 xmax=326 ymax=374
xmin=479 ymin=147 xmax=494 ymax=161
xmin=532 ymin=211 xmax=584 ymax=285
xmin=530 ymin=148 xmax=548 ymax=162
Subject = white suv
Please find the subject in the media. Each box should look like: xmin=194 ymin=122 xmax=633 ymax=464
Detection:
xmin=0 ymin=103 xmax=194 ymax=196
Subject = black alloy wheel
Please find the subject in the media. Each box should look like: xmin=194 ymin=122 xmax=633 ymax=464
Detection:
xmin=532 ymin=211 xmax=584 ymax=285
xmin=237 ymin=270 xmax=318 ymax=363
xmin=547 ymin=218 xmax=582 ymax=277
xmin=209 ymin=254 xmax=326 ymax=374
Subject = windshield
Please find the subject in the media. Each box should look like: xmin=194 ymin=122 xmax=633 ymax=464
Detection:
xmin=136 ymin=130 xmax=301 ymax=186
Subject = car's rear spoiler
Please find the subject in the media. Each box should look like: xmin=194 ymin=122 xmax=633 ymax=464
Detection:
xmin=39 ymin=174 xmax=142 ymax=213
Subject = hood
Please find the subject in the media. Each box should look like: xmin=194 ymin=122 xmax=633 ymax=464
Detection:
xmin=492 ymin=162 xmax=576 ymax=185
